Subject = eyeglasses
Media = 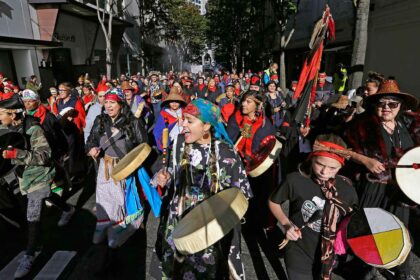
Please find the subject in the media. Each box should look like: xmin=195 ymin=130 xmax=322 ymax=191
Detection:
xmin=58 ymin=89 xmax=67 ymax=92
xmin=376 ymin=101 xmax=400 ymax=109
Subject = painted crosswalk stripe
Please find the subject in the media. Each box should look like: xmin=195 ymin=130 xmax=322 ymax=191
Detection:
xmin=0 ymin=251 xmax=40 ymax=280
xmin=34 ymin=251 xmax=76 ymax=280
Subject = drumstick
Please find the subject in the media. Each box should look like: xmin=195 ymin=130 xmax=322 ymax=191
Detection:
xmin=395 ymin=163 xmax=420 ymax=169
xmin=234 ymin=136 xmax=243 ymax=150
xmin=134 ymin=102 xmax=145 ymax=118
xmin=99 ymin=129 xmax=121 ymax=150
xmin=278 ymin=210 xmax=323 ymax=250
xmin=162 ymin=127 xmax=169 ymax=172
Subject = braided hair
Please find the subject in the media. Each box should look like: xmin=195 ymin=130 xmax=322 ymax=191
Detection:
xmin=240 ymin=90 xmax=272 ymax=127
xmin=181 ymin=137 xmax=219 ymax=196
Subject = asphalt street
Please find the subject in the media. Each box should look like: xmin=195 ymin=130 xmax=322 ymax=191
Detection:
xmin=1 ymin=177 xmax=420 ymax=280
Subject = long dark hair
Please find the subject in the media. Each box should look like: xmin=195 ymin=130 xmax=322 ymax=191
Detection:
xmin=240 ymin=90 xmax=272 ymax=124
xmin=97 ymin=101 xmax=137 ymax=142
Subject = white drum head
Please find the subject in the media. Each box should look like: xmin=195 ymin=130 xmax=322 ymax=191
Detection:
xmin=395 ymin=147 xmax=420 ymax=205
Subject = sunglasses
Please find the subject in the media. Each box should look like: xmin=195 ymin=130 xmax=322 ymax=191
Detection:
xmin=376 ymin=101 xmax=400 ymax=109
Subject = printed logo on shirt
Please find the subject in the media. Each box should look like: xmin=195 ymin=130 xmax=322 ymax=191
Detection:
xmin=301 ymin=196 xmax=325 ymax=232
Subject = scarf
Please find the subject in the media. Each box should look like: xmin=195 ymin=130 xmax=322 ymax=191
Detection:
xmin=82 ymin=93 xmax=95 ymax=105
xmin=207 ymin=85 xmax=216 ymax=92
xmin=27 ymin=104 xmax=47 ymax=124
xmin=312 ymin=176 xmax=353 ymax=280
xmin=308 ymin=140 xmax=353 ymax=279
xmin=234 ymin=110 xmax=264 ymax=160
xmin=198 ymin=84 xmax=205 ymax=91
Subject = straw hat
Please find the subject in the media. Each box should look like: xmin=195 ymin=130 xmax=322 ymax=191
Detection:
xmin=121 ymin=81 xmax=133 ymax=91
xmin=331 ymin=95 xmax=349 ymax=109
xmin=364 ymin=79 xmax=419 ymax=110
xmin=148 ymin=71 xmax=159 ymax=78
xmin=161 ymin=88 xmax=186 ymax=107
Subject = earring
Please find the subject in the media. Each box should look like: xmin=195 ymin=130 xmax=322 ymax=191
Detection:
xmin=203 ymin=131 xmax=210 ymax=139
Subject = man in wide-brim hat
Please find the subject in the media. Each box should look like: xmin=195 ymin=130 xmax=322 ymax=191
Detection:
xmin=153 ymin=87 xmax=187 ymax=151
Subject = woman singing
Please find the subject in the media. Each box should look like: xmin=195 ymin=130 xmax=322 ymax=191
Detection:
xmin=153 ymin=99 xmax=252 ymax=279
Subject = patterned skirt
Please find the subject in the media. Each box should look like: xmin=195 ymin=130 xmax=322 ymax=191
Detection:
xmin=94 ymin=157 xmax=144 ymax=248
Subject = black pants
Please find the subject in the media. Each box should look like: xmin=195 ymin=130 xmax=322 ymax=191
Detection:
xmin=0 ymin=180 xmax=15 ymax=210
xmin=46 ymin=193 xmax=71 ymax=212
xmin=284 ymin=242 xmax=320 ymax=280
xmin=26 ymin=192 xmax=71 ymax=255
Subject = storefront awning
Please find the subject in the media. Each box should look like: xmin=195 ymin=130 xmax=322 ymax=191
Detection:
xmin=0 ymin=36 xmax=62 ymax=49
xmin=29 ymin=0 xmax=133 ymax=27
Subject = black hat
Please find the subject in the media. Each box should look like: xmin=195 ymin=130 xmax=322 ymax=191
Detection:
xmin=0 ymin=94 xmax=24 ymax=113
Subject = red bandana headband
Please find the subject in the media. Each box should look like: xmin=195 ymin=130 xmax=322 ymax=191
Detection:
xmin=251 ymin=76 xmax=260 ymax=85
xmin=104 ymin=93 xmax=122 ymax=102
xmin=184 ymin=102 xmax=200 ymax=118
xmin=310 ymin=140 xmax=347 ymax=166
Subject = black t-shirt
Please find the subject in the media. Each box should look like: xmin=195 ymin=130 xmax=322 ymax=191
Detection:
xmin=270 ymin=171 xmax=358 ymax=260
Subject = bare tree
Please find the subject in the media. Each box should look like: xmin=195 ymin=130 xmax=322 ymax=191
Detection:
xmin=349 ymin=0 xmax=370 ymax=89
xmin=96 ymin=0 xmax=116 ymax=79
xmin=270 ymin=0 xmax=298 ymax=92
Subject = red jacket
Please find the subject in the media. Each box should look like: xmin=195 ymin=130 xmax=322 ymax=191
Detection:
xmin=53 ymin=97 xmax=86 ymax=132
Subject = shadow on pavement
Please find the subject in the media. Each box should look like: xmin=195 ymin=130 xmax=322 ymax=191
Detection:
xmin=242 ymin=220 xmax=288 ymax=280
xmin=67 ymin=206 xmax=151 ymax=280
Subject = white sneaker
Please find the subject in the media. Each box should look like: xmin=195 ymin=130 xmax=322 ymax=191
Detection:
xmin=14 ymin=254 xmax=34 ymax=278
xmin=57 ymin=206 xmax=75 ymax=227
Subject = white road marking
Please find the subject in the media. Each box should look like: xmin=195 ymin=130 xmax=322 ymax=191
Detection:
xmin=34 ymin=251 xmax=76 ymax=280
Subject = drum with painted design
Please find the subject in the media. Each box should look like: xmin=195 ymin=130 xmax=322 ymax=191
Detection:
xmin=346 ymin=208 xmax=411 ymax=269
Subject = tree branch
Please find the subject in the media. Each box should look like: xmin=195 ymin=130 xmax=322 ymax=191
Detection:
xmin=96 ymin=0 xmax=108 ymax=40
xmin=284 ymin=28 xmax=295 ymax=47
